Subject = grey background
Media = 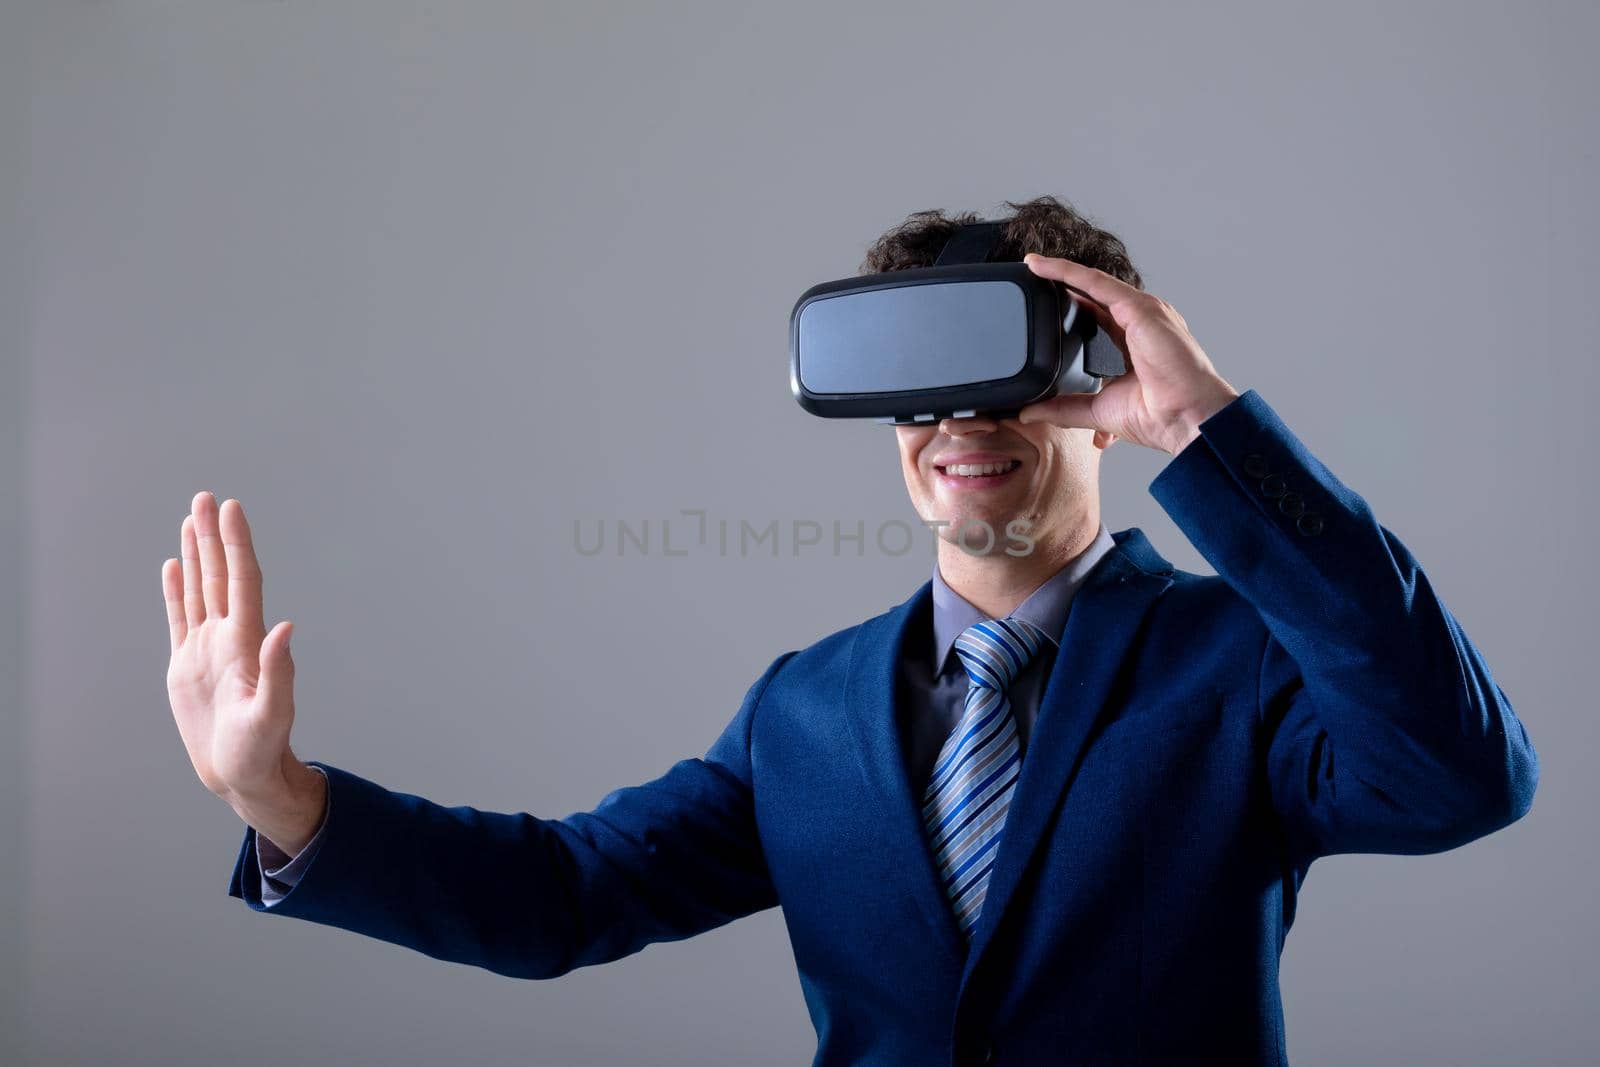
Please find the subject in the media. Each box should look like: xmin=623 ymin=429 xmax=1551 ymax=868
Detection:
xmin=4 ymin=1 xmax=1596 ymax=1064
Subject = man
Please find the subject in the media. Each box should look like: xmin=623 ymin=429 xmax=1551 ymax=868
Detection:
xmin=162 ymin=198 xmax=1538 ymax=1066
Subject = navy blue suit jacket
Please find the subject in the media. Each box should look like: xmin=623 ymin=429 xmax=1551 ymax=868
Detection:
xmin=229 ymin=390 xmax=1538 ymax=1066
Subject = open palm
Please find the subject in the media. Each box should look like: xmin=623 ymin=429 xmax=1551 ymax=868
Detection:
xmin=162 ymin=491 xmax=298 ymax=803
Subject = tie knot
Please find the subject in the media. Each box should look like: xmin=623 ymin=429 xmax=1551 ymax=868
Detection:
xmin=953 ymin=617 xmax=1047 ymax=692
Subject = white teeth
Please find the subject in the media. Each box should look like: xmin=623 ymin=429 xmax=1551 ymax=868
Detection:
xmin=943 ymin=461 xmax=1018 ymax=477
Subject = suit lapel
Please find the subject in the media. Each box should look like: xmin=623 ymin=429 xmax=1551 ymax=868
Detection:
xmin=842 ymin=579 xmax=968 ymax=966
xmin=958 ymin=527 xmax=1175 ymax=985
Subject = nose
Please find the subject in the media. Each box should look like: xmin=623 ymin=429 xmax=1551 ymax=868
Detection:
xmin=937 ymin=413 xmax=1001 ymax=437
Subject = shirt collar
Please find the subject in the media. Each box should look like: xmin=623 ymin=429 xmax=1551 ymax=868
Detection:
xmin=930 ymin=521 xmax=1118 ymax=674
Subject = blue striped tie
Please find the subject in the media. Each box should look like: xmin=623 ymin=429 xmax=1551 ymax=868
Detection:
xmin=922 ymin=616 xmax=1046 ymax=940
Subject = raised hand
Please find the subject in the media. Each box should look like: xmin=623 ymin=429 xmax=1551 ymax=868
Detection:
xmin=1017 ymin=253 xmax=1241 ymax=456
xmin=162 ymin=491 xmax=324 ymax=854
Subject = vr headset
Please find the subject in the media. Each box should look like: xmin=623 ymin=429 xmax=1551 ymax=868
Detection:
xmin=789 ymin=220 xmax=1127 ymax=424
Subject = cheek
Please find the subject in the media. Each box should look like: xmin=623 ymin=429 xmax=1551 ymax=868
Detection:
xmin=896 ymin=433 xmax=933 ymax=478
xmin=906 ymin=458 xmax=934 ymax=497
xmin=1025 ymin=449 xmax=1070 ymax=496
xmin=1033 ymin=438 xmax=1094 ymax=488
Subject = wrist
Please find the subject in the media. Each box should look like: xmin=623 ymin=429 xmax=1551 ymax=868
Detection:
xmin=1166 ymin=379 xmax=1241 ymax=455
xmin=229 ymin=758 xmax=327 ymax=858
xmin=1168 ymin=422 xmax=1204 ymax=456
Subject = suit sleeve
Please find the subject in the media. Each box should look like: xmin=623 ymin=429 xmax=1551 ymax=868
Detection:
xmin=1147 ymin=389 xmax=1538 ymax=867
xmin=227 ymin=650 xmax=796 ymax=978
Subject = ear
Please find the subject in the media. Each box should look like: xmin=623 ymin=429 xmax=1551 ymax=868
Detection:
xmin=1092 ymin=429 xmax=1118 ymax=450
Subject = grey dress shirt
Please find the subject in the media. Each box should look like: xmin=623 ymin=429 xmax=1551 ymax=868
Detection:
xmin=254 ymin=521 xmax=1119 ymax=904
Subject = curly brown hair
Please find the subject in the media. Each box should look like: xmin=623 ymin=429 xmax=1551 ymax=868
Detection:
xmin=857 ymin=194 xmax=1143 ymax=290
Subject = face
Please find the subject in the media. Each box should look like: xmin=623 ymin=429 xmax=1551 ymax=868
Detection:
xmin=895 ymin=414 xmax=1114 ymax=560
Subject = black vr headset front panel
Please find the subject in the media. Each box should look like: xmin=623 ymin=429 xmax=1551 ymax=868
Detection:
xmin=789 ymin=220 xmax=1126 ymax=423
xmin=790 ymin=263 xmax=1074 ymax=421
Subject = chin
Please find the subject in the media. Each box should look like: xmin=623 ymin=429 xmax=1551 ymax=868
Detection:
xmin=936 ymin=504 xmax=1016 ymax=545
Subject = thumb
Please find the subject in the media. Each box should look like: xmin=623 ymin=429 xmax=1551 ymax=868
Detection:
xmin=1017 ymin=393 xmax=1097 ymax=429
xmin=258 ymin=620 xmax=295 ymax=708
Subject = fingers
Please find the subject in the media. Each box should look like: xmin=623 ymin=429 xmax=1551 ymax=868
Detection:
xmin=1023 ymin=254 xmax=1149 ymax=335
xmin=181 ymin=514 xmax=205 ymax=630
xmin=162 ymin=557 xmax=187 ymax=652
xmin=175 ymin=493 xmax=265 ymax=636
xmin=1023 ymin=252 xmax=1139 ymax=303
xmin=191 ymin=490 xmax=229 ymax=620
xmin=220 ymin=499 xmax=265 ymax=634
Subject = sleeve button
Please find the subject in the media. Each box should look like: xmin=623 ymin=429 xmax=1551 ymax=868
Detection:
xmin=1277 ymin=491 xmax=1305 ymax=518
xmin=1243 ymin=453 xmax=1269 ymax=478
xmin=1259 ymin=473 xmax=1287 ymax=499
xmin=1296 ymin=511 xmax=1325 ymax=536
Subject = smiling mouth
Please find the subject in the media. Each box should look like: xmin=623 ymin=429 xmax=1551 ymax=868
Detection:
xmin=935 ymin=460 xmax=1022 ymax=479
